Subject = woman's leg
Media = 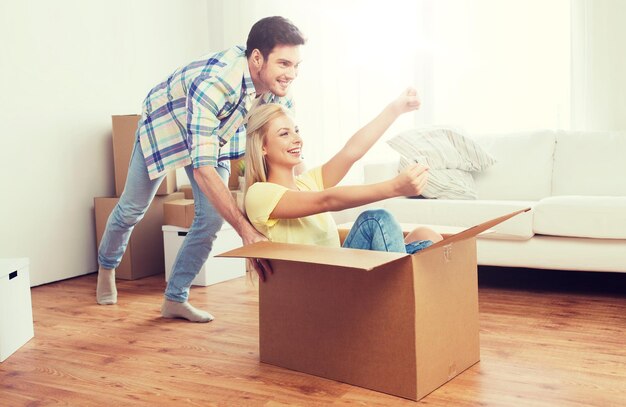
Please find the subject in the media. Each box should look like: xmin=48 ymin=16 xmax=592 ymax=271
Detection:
xmin=342 ymin=209 xmax=407 ymax=253
xmin=404 ymin=226 xmax=443 ymax=254
xmin=404 ymin=226 xmax=443 ymax=245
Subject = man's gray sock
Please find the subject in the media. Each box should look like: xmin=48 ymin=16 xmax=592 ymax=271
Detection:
xmin=96 ymin=268 xmax=117 ymax=305
xmin=161 ymin=299 xmax=214 ymax=323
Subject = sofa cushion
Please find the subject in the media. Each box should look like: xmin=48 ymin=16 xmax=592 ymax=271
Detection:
xmin=534 ymin=196 xmax=626 ymax=239
xmin=552 ymin=131 xmax=626 ymax=196
xmin=383 ymin=198 xmax=535 ymax=240
xmin=472 ymin=131 xmax=556 ymax=200
xmin=477 ymin=236 xmax=626 ymax=272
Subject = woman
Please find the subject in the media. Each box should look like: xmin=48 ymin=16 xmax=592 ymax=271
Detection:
xmin=244 ymin=88 xmax=443 ymax=255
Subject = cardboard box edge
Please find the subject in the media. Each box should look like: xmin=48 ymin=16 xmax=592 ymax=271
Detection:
xmin=216 ymin=241 xmax=408 ymax=271
xmin=418 ymin=208 xmax=531 ymax=253
xmin=217 ymin=208 xmax=530 ymax=268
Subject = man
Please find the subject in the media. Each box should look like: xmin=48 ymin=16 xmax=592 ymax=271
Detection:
xmin=96 ymin=16 xmax=305 ymax=323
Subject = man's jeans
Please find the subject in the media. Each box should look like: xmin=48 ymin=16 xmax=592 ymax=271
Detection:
xmin=98 ymin=140 xmax=228 ymax=302
xmin=342 ymin=209 xmax=433 ymax=254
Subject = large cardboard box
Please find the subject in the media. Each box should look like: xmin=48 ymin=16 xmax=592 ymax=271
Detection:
xmin=0 ymin=258 xmax=34 ymax=362
xmin=162 ymin=224 xmax=245 ymax=286
xmin=219 ymin=209 xmax=528 ymax=401
xmin=94 ymin=192 xmax=184 ymax=280
xmin=163 ymin=199 xmax=195 ymax=228
xmin=112 ymin=115 xmax=177 ymax=197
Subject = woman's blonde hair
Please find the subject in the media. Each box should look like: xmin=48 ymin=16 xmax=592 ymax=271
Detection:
xmin=244 ymin=103 xmax=292 ymax=193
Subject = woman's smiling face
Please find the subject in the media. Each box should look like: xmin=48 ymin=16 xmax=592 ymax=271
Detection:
xmin=262 ymin=114 xmax=303 ymax=168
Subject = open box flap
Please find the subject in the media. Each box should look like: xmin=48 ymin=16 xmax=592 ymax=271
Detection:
xmin=217 ymin=241 xmax=407 ymax=271
xmin=418 ymin=208 xmax=531 ymax=253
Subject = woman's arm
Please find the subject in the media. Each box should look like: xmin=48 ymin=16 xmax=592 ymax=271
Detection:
xmin=321 ymin=88 xmax=421 ymax=188
xmin=270 ymin=164 xmax=428 ymax=219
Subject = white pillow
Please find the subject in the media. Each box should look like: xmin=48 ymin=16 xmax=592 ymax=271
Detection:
xmin=387 ymin=127 xmax=496 ymax=171
xmin=399 ymin=157 xmax=477 ymax=200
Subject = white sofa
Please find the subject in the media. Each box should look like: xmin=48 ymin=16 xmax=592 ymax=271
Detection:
xmin=339 ymin=130 xmax=626 ymax=273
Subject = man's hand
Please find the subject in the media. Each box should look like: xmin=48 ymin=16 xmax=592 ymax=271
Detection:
xmin=241 ymin=224 xmax=273 ymax=281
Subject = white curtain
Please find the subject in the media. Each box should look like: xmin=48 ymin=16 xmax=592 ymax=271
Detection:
xmin=207 ymin=0 xmax=572 ymax=182
xmin=428 ymin=0 xmax=571 ymax=133
xmin=571 ymin=0 xmax=626 ymax=132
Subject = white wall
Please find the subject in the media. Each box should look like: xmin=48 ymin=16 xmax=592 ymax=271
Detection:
xmin=0 ymin=0 xmax=210 ymax=286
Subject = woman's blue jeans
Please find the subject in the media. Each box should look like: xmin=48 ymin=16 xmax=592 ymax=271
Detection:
xmin=98 ymin=140 xmax=228 ymax=302
xmin=342 ymin=209 xmax=433 ymax=254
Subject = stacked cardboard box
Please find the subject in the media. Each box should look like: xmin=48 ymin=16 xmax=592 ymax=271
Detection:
xmin=95 ymin=193 xmax=183 ymax=280
xmin=111 ymin=115 xmax=177 ymax=196
xmin=178 ymin=184 xmax=193 ymax=199
xmin=164 ymin=192 xmax=243 ymax=229
xmin=93 ymin=115 xmax=180 ymax=280
xmin=164 ymin=199 xmax=195 ymax=228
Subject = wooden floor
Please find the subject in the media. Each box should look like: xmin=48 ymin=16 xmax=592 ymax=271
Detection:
xmin=1 ymin=268 xmax=625 ymax=406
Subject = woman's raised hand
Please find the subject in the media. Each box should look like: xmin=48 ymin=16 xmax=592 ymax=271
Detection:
xmin=390 ymin=87 xmax=421 ymax=116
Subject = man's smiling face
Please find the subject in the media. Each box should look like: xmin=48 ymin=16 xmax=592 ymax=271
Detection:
xmin=254 ymin=44 xmax=302 ymax=97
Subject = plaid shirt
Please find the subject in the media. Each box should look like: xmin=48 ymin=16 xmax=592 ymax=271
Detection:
xmin=137 ymin=45 xmax=293 ymax=180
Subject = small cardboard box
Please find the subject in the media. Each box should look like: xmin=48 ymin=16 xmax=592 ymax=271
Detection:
xmin=218 ymin=209 xmax=528 ymax=401
xmin=162 ymin=224 xmax=245 ymax=286
xmin=0 ymin=258 xmax=34 ymax=362
xmin=112 ymin=115 xmax=177 ymax=197
xmin=228 ymin=157 xmax=244 ymax=190
xmin=94 ymin=192 xmax=184 ymax=280
xmin=164 ymin=199 xmax=195 ymax=228
xmin=231 ymin=190 xmax=244 ymax=212
xmin=178 ymin=184 xmax=193 ymax=199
